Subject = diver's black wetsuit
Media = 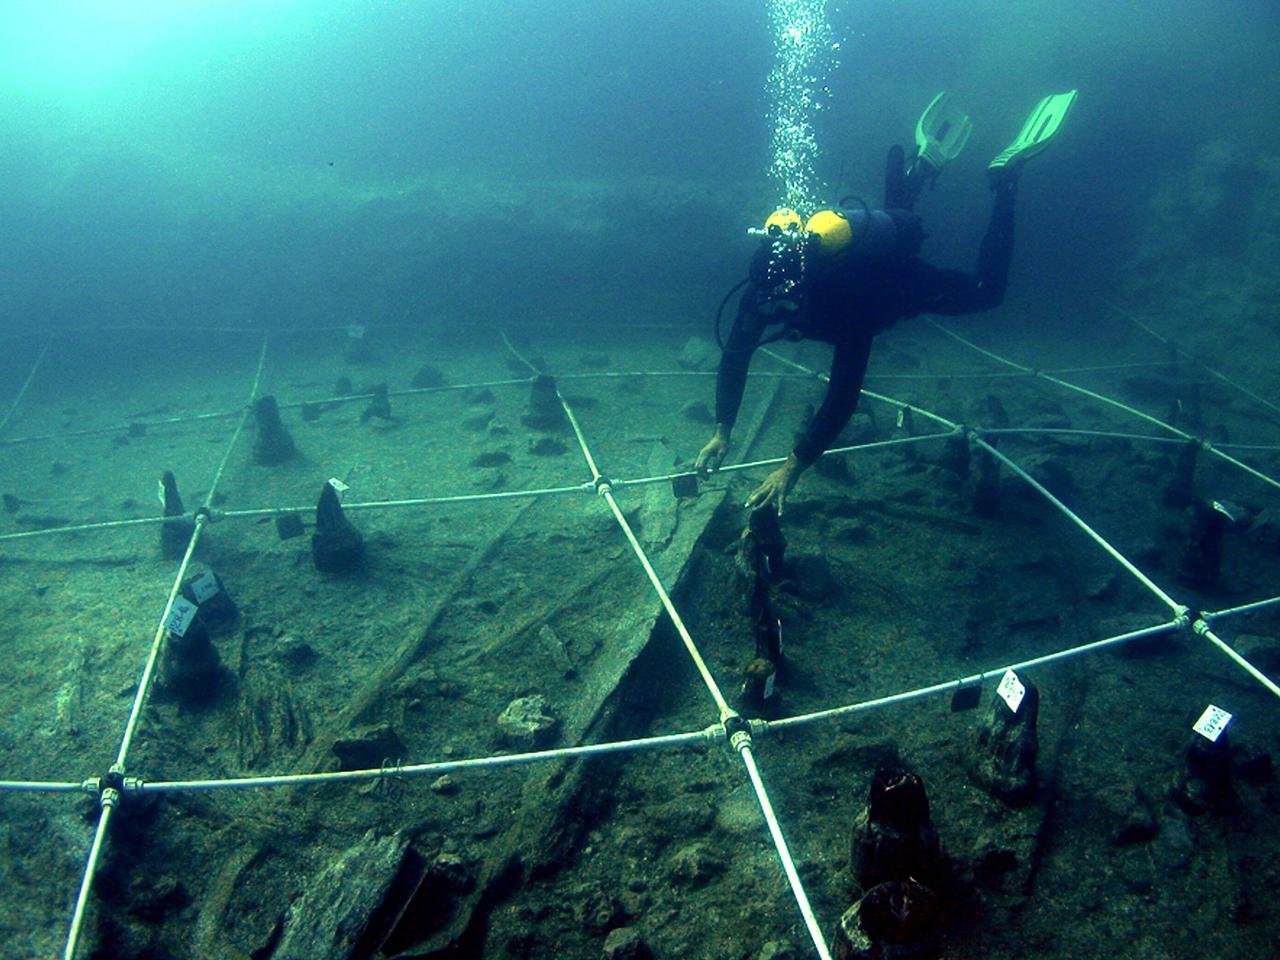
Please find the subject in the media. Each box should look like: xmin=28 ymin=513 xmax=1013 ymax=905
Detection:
xmin=715 ymin=181 xmax=1016 ymax=466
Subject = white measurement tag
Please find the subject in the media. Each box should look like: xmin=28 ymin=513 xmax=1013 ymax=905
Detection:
xmin=327 ymin=477 xmax=350 ymax=495
xmin=189 ymin=571 xmax=220 ymax=604
xmin=1192 ymin=704 xmax=1232 ymax=743
xmin=996 ymin=669 xmax=1026 ymax=713
xmin=156 ymin=479 xmax=166 ymax=507
xmin=775 ymin=619 xmax=784 ymax=656
xmin=346 ymin=323 xmax=366 ymax=340
xmin=763 ymin=671 xmax=776 ymax=700
xmin=896 ymin=408 xmax=906 ymax=429
xmin=166 ymin=597 xmax=200 ymax=637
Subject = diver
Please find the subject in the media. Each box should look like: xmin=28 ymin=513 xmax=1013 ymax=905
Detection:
xmin=695 ymin=91 xmax=1078 ymax=512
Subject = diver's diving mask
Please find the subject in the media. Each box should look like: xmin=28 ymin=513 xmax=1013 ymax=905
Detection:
xmin=749 ymin=208 xmax=811 ymax=321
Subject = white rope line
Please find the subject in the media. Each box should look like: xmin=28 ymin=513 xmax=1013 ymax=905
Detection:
xmin=0 ymin=336 xmax=53 ymax=435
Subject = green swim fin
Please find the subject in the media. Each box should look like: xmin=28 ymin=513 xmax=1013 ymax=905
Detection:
xmin=988 ymin=90 xmax=1078 ymax=174
xmin=912 ymin=91 xmax=974 ymax=177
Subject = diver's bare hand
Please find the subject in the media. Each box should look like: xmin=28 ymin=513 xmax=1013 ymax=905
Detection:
xmin=695 ymin=428 xmax=730 ymax=476
xmin=744 ymin=454 xmax=802 ymax=515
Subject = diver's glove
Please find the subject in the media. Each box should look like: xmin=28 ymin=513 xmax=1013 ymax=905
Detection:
xmin=696 ymin=427 xmax=730 ymax=476
xmin=744 ymin=452 xmax=802 ymax=515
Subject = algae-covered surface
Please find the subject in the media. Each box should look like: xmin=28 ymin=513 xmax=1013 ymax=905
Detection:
xmin=0 ymin=319 xmax=1278 ymax=960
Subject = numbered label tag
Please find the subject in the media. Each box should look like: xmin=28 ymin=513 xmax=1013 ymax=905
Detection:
xmin=327 ymin=477 xmax=350 ymax=495
xmin=763 ymin=671 xmax=776 ymax=700
xmin=1192 ymin=704 xmax=1232 ymax=742
xmin=189 ymin=571 xmax=220 ymax=604
xmin=896 ymin=408 xmax=906 ymax=429
xmin=996 ymin=669 xmax=1026 ymax=713
xmin=166 ymin=597 xmax=200 ymax=637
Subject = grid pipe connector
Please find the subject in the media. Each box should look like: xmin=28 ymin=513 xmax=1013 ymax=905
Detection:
xmin=95 ymin=765 xmax=127 ymax=810
xmin=1191 ymin=617 xmax=1212 ymax=638
xmin=722 ymin=713 xmax=753 ymax=754
xmin=1172 ymin=605 xmax=1196 ymax=632
xmin=593 ymin=475 xmax=613 ymax=496
xmin=194 ymin=506 xmax=219 ymax=524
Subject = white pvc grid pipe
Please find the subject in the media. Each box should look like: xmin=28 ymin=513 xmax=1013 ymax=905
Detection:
xmin=761 ymin=343 xmax=1280 ymax=702
xmin=9 ymin=588 xmax=1280 ymax=799
xmin=1109 ymin=301 xmax=1280 ymax=425
xmin=0 ymin=370 xmax=805 ymax=448
xmin=2 ymin=325 xmax=1272 ymax=959
xmin=0 ymin=336 xmax=53 ymax=436
xmin=930 ymin=321 xmax=1280 ymax=494
xmin=0 ymin=420 xmax=1241 ymax=548
xmin=63 ymin=335 xmax=269 ymax=960
xmin=499 ymin=330 xmax=832 ymax=960
xmin=906 ymin=327 xmax=1280 ymax=698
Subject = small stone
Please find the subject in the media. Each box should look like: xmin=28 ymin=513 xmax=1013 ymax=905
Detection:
xmin=428 ymin=852 xmax=474 ymax=895
xmin=411 ymin=364 xmax=446 ymax=388
xmin=813 ymin=454 xmax=853 ymax=483
xmin=758 ymin=940 xmax=798 ymax=960
xmin=430 ymin=774 xmax=459 ymax=796
xmin=1085 ymin=572 xmax=1120 ymax=601
xmin=496 ymin=695 xmax=559 ymax=750
xmin=779 ymin=554 xmax=837 ymax=603
xmin=1234 ymin=743 xmax=1272 ymax=785
xmin=274 ymin=640 xmax=319 ymax=671
xmin=680 ymin=400 xmax=715 ymax=424
xmin=575 ymin=883 xmax=626 ymax=933
xmin=463 ymin=411 xmax=494 ymax=432
xmin=529 ymin=436 xmax=568 ymax=456
xmin=676 ymin=336 xmax=718 ymax=371
xmin=838 ymin=412 xmax=879 ymax=445
xmin=331 ymin=723 xmax=404 ymax=771
xmin=471 ymin=450 xmax=511 ymax=468
xmin=602 ymin=926 xmax=650 ymax=960
xmin=1111 ymin=788 xmax=1158 ymax=846
xmin=1022 ymin=453 xmax=1074 ymax=497
xmin=835 ymin=521 xmax=872 ymax=544
xmin=668 ymin=843 xmax=725 ymax=888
